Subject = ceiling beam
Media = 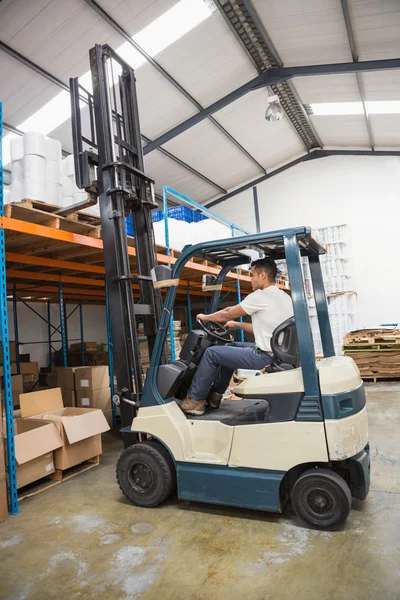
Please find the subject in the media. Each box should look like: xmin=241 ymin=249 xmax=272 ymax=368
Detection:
xmin=143 ymin=57 xmax=400 ymax=154
xmin=0 ymin=41 xmax=226 ymax=195
xmin=340 ymin=0 xmax=375 ymax=150
xmin=214 ymin=0 xmax=322 ymax=151
xmin=205 ymin=149 xmax=400 ymax=208
xmin=83 ymin=0 xmax=266 ymax=174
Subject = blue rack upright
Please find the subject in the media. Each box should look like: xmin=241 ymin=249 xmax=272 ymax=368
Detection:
xmin=0 ymin=102 xmax=19 ymax=514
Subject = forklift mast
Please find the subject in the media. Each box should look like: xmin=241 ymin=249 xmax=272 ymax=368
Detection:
xmin=69 ymin=44 xmax=162 ymax=431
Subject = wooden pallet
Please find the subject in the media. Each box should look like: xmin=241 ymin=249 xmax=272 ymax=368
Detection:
xmin=5 ymin=201 xmax=101 ymax=238
xmin=21 ymin=199 xmax=100 ymax=223
xmin=344 ymin=329 xmax=400 ymax=345
xmin=343 ymin=344 xmax=400 ymax=352
xmin=362 ymin=375 xmax=400 ymax=383
xmin=18 ymin=455 xmax=100 ymax=500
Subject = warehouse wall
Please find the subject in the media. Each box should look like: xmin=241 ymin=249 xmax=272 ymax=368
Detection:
xmin=7 ymin=301 xmax=107 ymax=367
xmin=214 ymin=155 xmax=400 ymax=329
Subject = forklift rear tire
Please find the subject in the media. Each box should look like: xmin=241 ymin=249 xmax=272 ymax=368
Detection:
xmin=116 ymin=441 xmax=176 ymax=508
xmin=291 ymin=468 xmax=352 ymax=530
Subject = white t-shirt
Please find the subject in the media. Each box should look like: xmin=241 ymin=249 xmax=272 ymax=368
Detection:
xmin=240 ymin=286 xmax=294 ymax=352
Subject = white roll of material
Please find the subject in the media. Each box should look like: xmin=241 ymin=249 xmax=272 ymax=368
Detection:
xmin=65 ymin=154 xmax=75 ymax=177
xmin=46 ymin=159 xmax=61 ymax=184
xmin=24 ymin=154 xmax=46 ymax=180
xmin=10 ymin=181 xmax=23 ymax=203
xmin=4 ymin=187 xmax=11 ymax=205
xmin=61 ymin=158 xmax=68 ymax=177
xmin=23 ymin=178 xmax=45 ymax=201
xmin=23 ymin=132 xmax=46 ymax=157
xmin=62 ymin=175 xmax=74 ymax=196
xmin=11 ymin=159 xmax=24 ymax=184
xmin=10 ymin=138 xmax=24 ymax=162
xmin=45 ymin=137 xmax=62 ymax=162
xmin=45 ymin=182 xmax=62 ymax=205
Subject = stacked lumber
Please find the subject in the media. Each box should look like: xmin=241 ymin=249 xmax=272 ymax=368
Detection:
xmin=344 ymin=329 xmax=400 ymax=380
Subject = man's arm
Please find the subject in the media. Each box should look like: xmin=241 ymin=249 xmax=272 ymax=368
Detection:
xmin=225 ymin=320 xmax=254 ymax=334
xmin=196 ymin=303 xmax=246 ymax=324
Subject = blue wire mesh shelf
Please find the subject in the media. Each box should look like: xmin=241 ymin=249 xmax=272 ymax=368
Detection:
xmin=126 ymin=206 xmax=208 ymax=236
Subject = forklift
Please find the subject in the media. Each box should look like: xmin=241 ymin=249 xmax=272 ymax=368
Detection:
xmin=70 ymin=45 xmax=370 ymax=530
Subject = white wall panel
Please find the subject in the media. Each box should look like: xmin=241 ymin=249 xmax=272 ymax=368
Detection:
xmin=162 ymin=120 xmax=261 ymax=191
xmin=369 ymin=115 xmax=400 ymax=147
xmin=155 ymin=11 xmax=256 ymax=106
xmin=253 ymin=0 xmax=352 ymax=66
xmin=362 ymin=71 xmax=400 ymax=101
xmin=310 ymin=115 xmax=369 ymax=146
xmin=215 ymin=154 xmax=400 ymax=328
xmin=214 ymin=89 xmax=304 ymax=168
xmin=135 ymin=64 xmax=198 ymax=139
xmin=293 ymin=74 xmax=361 ymax=103
xmin=351 ymin=0 xmax=400 ymax=60
xmin=144 ymin=149 xmax=220 ymax=203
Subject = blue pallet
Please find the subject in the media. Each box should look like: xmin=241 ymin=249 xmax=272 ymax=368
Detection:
xmin=126 ymin=206 xmax=208 ymax=235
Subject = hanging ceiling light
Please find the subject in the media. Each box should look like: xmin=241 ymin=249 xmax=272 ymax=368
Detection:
xmin=265 ymin=91 xmax=284 ymax=122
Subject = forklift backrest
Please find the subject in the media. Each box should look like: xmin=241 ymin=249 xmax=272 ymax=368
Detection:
xmin=270 ymin=317 xmax=299 ymax=370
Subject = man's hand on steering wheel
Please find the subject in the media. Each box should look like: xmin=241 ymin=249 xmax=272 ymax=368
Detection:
xmin=225 ymin=320 xmax=239 ymax=329
xmin=196 ymin=313 xmax=209 ymax=323
xmin=196 ymin=318 xmax=234 ymax=343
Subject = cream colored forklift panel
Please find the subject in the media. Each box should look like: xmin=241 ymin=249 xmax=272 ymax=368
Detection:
xmin=325 ymin=406 xmax=368 ymax=461
xmin=131 ymin=402 xmax=233 ymax=464
xmin=234 ymin=368 xmax=304 ymax=395
xmin=233 ymin=356 xmax=361 ymax=397
xmin=131 ymin=404 xmax=187 ymax=461
xmin=229 ymin=421 xmax=328 ymax=471
xmin=185 ymin=420 xmax=233 ymax=463
xmin=317 ymin=356 xmax=362 ymax=394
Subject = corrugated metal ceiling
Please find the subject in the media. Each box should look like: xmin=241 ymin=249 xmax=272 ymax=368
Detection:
xmin=0 ymin=0 xmax=399 ymax=204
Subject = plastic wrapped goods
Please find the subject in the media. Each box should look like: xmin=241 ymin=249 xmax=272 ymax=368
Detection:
xmin=23 ymin=132 xmax=46 ymax=157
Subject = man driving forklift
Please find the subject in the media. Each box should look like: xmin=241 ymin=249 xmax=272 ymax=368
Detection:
xmin=178 ymin=258 xmax=293 ymax=416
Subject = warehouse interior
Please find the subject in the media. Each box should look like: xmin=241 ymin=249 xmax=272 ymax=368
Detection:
xmin=0 ymin=0 xmax=400 ymax=599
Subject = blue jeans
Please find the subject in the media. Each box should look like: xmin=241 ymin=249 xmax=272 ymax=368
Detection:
xmin=188 ymin=342 xmax=273 ymax=401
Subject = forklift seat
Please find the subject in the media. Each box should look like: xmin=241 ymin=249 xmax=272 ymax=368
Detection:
xmin=267 ymin=316 xmax=299 ymax=372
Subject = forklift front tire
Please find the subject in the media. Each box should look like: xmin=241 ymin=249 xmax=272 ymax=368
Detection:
xmin=291 ymin=468 xmax=352 ymax=531
xmin=116 ymin=441 xmax=176 ymax=508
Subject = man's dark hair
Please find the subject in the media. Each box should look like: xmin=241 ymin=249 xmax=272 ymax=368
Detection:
xmin=250 ymin=257 xmax=277 ymax=282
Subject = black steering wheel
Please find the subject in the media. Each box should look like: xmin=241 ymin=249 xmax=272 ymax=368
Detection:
xmin=196 ymin=320 xmax=234 ymax=343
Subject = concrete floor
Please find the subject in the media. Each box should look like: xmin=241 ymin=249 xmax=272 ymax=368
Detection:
xmin=1 ymin=385 xmax=400 ymax=600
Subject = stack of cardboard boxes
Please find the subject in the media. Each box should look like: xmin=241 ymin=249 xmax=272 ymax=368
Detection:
xmin=46 ymin=366 xmax=112 ymax=426
xmin=75 ymin=366 xmax=113 ymax=427
xmin=3 ymin=387 xmax=110 ymax=495
xmin=1 ymin=343 xmax=40 ymax=409
xmin=138 ymin=321 xmax=185 ymax=369
xmin=54 ymin=342 xmax=108 ymax=368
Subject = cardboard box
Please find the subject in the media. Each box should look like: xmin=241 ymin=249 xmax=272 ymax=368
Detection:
xmin=12 ymin=419 xmax=63 ymax=488
xmin=103 ymin=409 xmax=113 ymax=428
xmin=61 ymin=389 xmax=76 ymax=408
xmin=22 ymin=374 xmax=37 ymax=393
xmin=70 ymin=342 xmax=97 ymax=353
xmin=19 ymin=362 xmax=39 ymax=375
xmin=75 ymin=366 xmax=109 ymax=392
xmin=56 ymin=367 xmax=80 ymax=390
xmin=20 ymin=388 xmax=110 ymax=470
xmin=76 ymin=388 xmax=111 ymax=410
xmin=0 ymin=363 xmax=18 ymax=376
xmin=0 ymin=342 xmax=16 ymax=365
xmin=12 ymin=375 xmax=23 ymax=407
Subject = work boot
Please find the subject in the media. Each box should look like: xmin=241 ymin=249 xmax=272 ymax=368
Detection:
xmin=206 ymin=391 xmax=223 ymax=409
xmin=177 ymin=397 xmax=206 ymax=416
